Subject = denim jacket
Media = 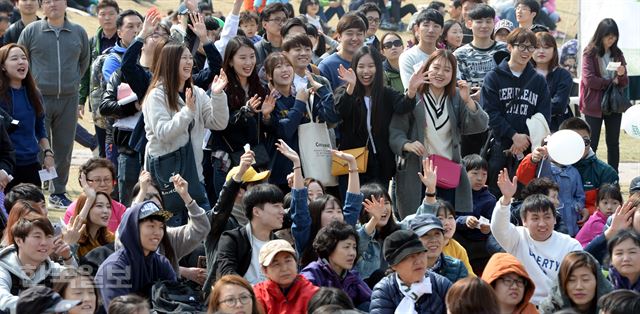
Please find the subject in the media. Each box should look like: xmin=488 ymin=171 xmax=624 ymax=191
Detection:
xmin=291 ymin=188 xmax=363 ymax=256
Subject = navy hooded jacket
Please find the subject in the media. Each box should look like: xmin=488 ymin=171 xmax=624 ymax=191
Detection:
xmin=94 ymin=202 xmax=176 ymax=311
xmin=481 ymin=58 xmax=551 ymax=148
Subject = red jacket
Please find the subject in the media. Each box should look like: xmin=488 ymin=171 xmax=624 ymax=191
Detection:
xmin=579 ymin=48 xmax=628 ymax=118
xmin=254 ymin=275 xmax=319 ymax=314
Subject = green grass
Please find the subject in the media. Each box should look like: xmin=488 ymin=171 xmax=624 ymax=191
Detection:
xmin=595 ymin=129 xmax=640 ymax=163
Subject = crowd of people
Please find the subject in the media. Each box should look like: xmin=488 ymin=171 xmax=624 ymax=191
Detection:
xmin=0 ymin=0 xmax=639 ymax=313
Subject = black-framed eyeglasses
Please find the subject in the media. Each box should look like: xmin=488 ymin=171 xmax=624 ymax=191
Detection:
xmin=382 ymin=39 xmax=403 ymax=49
xmin=366 ymin=16 xmax=381 ymax=25
xmin=514 ymin=44 xmax=536 ymax=52
xmin=499 ymin=277 xmax=527 ymax=288
xmin=218 ymin=294 xmax=252 ymax=307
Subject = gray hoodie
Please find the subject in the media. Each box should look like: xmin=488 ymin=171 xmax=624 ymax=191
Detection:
xmin=0 ymin=245 xmax=69 ymax=314
xmin=17 ymin=18 xmax=90 ymax=97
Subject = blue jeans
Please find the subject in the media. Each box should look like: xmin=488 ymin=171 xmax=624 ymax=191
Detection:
xmin=322 ymin=5 xmax=345 ymax=23
xmin=117 ymin=153 xmax=141 ymax=207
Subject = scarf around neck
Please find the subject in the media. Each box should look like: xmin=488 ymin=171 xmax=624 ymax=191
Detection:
xmin=395 ymin=273 xmax=432 ymax=314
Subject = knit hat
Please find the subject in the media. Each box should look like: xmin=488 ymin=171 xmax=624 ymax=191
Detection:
xmin=383 ymin=230 xmax=427 ymax=266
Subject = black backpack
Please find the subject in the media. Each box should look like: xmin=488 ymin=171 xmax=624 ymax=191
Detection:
xmin=151 ymin=280 xmax=206 ymax=314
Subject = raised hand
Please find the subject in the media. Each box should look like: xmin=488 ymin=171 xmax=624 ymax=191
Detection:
xmin=363 ymin=196 xmax=386 ymax=222
xmin=497 ymin=168 xmax=517 ymax=204
xmin=63 ymin=215 xmax=86 ymax=246
xmin=80 ymin=172 xmax=96 ymax=201
xmin=407 ymin=65 xmax=429 ymax=98
xmin=403 ymin=141 xmax=426 ymax=157
xmin=337 ymin=64 xmax=356 ymax=87
xmin=305 ymin=71 xmax=323 ymax=91
xmin=246 ymin=94 xmax=263 ymax=112
xmin=185 ymin=87 xmax=196 ymax=112
xmin=261 ymin=90 xmax=277 ymax=116
xmin=138 ymin=170 xmax=153 ymax=193
xmin=141 ymin=9 xmax=161 ymax=38
xmin=235 ymin=150 xmax=255 ymax=182
xmin=331 ymin=149 xmax=356 ymax=164
xmin=417 ymin=157 xmax=437 ymax=192
xmin=188 ymin=13 xmax=208 ymax=43
xmin=211 ymin=69 xmax=228 ymax=94
xmin=605 ymin=201 xmax=637 ymax=240
xmin=171 ymin=174 xmax=190 ymax=198
xmin=275 ymin=139 xmax=300 ymax=164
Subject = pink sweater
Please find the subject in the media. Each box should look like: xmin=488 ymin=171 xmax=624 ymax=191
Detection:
xmin=64 ymin=199 xmax=127 ymax=233
xmin=576 ymin=210 xmax=608 ymax=247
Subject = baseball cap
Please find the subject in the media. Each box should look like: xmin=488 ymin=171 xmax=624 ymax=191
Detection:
xmin=226 ymin=166 xmax=271 ymax=183
xmin=409 ymin=213 xmax=444 ymax=238
xmin=259 ymin=239 xmax=296 ymax=267
xmin=138 ymin=201 xmax=173 ymax=222
xmin=494 ymin=19 xmax=514 ymax=36
xmin=16 ymin=286 xmax=82 ymax=313
xmin=383 ymin=230 xmax=428 ymax=266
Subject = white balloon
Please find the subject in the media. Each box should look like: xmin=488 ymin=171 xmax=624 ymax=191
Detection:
xmin=622 ymin=105 xmax=640 ymax=139
xmin=547 ymin=130 xmax=584 ymax=166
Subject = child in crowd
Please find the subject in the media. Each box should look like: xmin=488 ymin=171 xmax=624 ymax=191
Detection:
xmin=457 ymin=154 xmax=496 ymax=274
xmin=239 ymin=10 xmax=262 ymax=44
xmin=576 ymin=184 xmax=623 ymax=247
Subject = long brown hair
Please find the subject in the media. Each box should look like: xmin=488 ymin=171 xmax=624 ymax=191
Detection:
xmin=73 ymin=191 xmax=113 ymax=248
xmin=146 ymin=44 xmax=192 ymax=112
xmin=558 ymin=251 xmax=599 ymax=310
xmin=208 ymin=275 xmax=263 ymax=314
xmin=417 ymin=49 xmax=457 ymax=98
xmin=0 ymin=44 xmax=44 ymax=117
xmin=2 ymin=200 xmax=41 ymax=245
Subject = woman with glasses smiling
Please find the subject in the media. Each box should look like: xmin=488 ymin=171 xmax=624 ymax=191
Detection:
xmin=481 ymin=253 xmax=538 ymax=314
xmin=63 ymin=158 xmax=127 ymax=234
xmin=208 ymin=274 xmax=263 ymax=314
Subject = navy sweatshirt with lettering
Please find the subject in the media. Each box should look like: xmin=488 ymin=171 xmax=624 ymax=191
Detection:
xmin=481 ymin=58 xmax=551 ymax=148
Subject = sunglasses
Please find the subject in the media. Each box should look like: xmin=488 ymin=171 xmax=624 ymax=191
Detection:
xmin=583 ymin=137 xmax=591 ymax=147
xmin=382 ymin=39 xmax=403 ymax=49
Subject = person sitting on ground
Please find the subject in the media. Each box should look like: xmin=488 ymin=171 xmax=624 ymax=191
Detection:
xmin=576 ymin=184 xmax=622 ymax=247
xmin=445 ymin=277 xmax=499 ymax=314
xmin=0 ymin=215 xmax=75 ymax=313
xmin=107 ymin=294 xmax=150 ymax=314
xmin=63 ymin=158 xmax=126 ymax=233
xmin=301 ymin=221 xmax=372 ymax=311
xmin=94 ymin=201 xmax=176 ymax=310
xmin=490 ymin=168 xmax=582 ymax=305
xmin=253 ymin=239 xmax=319 ymax=313
xmin=15 ymin=286 xmax=81 ymax=314
xmin=409 ymin=213 xmax=469 ymax=283
xmin=598 ymin=290 xmax=640 ymax=314
xmin=539 ymin=251 xmax=612 ymax=313
xmin=369 ymin=229 xmax=452 ymax=313
xmin=481 ymin=252 xmax=539 ymax=314
xmin=207 ymin=274 xmax=262 ymax=314
xmin=607 ymin=229 xmax=640 ymax=292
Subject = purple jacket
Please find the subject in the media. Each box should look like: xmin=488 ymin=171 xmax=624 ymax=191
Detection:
xmin=300 ymin=259 xmax=372 ymax=307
